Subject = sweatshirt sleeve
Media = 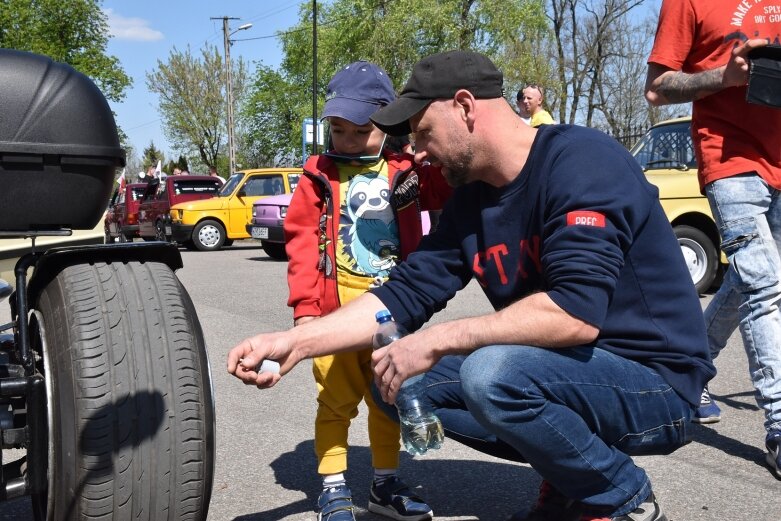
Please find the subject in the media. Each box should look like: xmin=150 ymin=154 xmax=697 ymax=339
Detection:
xmin=542 ymin=135 xmax=655 ymax=329
xmin=284 ymin=173 xmax=325 ymax=319
xmin=371 ymin=198 xmax=472 ymax=331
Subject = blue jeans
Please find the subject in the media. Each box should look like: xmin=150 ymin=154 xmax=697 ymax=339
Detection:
xmin=374 ymin=346 xmax=692 ymax=516
xmin=704 ymin=173 xmax=781 ymax=432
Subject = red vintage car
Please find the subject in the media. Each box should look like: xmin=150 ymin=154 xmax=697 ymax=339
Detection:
xmin=104 ymin=182 xmax=147 ymax=242
xmin=137 ymin=175 xmax=223 ymax=242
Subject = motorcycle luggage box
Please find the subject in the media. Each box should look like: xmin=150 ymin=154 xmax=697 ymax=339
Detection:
xmin=0 ymin=49 xmax=125 ymax=232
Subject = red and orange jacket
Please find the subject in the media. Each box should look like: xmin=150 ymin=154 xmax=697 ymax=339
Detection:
xmin=285 ymin=152 xmax=451 ymax=320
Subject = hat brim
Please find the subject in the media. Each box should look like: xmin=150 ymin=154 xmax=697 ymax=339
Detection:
xmin=370 ymin=97 xmax=431 ymax=136
xmin=321 ymin=97 xmax=381 ymax=126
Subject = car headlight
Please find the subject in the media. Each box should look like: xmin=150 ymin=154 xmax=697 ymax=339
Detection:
xmin=252 ymin=207 xmax=257 ymax=218
xmin=280 ymin=206 xmax=288 ymax=218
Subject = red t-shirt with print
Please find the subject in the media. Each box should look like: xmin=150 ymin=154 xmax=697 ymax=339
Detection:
xmin=648 ymin=0 xmax=781 ymax=190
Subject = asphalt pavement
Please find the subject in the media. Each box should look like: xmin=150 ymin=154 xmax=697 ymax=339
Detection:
xmin=1 ymin=243 xmax=779 ymax=520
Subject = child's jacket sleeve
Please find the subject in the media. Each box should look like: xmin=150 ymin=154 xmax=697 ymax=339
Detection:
xmin=284 ymin=173 xmax=326 ymax=319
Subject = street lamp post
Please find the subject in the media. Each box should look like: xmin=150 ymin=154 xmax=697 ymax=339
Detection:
xmin=214 ymin=17 xmax=252 ymax=177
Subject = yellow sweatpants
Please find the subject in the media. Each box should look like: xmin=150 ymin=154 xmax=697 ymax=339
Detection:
xmin=312 ymin=271 xmax=400 ymax=475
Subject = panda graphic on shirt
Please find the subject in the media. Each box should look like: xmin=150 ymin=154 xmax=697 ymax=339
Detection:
xmin=336 ymin=163 xmax=399 ymax=278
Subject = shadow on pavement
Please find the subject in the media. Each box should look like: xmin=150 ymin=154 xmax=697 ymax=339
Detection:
xmin=709 ymin=390 xmax=760 ymax=412
xmin=690 ymin=423 xmax=767 ymax=470
xmin=247 ymin=256 xmax=285 ymax=263
xmin=234 ymin=440 xmax=538 ymax=520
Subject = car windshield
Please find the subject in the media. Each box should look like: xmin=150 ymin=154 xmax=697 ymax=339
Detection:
xmin=219 ymin=173 xmax=244 ymax=196
xmin=631 ymin=122 xmax=697 ymax=170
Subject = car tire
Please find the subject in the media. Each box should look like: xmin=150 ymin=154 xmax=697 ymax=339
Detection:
xmin=155 ymin=220 xmax=168 ymax=242
xmin=29 ymin=261 xmax=215 ymax=521
xmin=674 ymin=225 xmax=718 ymax=294
xmin=261 ymin=240 xmax=287 ymax=260
xmin=192 ymin=220 xmax=226 ymax=251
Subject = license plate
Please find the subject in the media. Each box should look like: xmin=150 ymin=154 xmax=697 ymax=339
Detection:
xmin=251 ymin=226 xmax=269 ymax=239
xmin=165 ymin=226 xmax=172 ymax=235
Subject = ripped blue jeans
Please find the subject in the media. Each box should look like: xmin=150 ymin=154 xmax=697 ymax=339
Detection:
xmin=374 ymin=346 xmax=691 ymax=516
xmin=704 ymin=173 xmax=781 ymax=432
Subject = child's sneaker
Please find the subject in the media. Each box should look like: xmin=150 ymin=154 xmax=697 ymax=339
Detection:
xmin=368 ymin=476 xmax=432 ymax=521
xmin=317 ymin=484 xmax=355 ymax=521
xmin=692 ymin=386 xmax=721 ymax=424
xmin=765 ymin=429 xmax=781 ymax=479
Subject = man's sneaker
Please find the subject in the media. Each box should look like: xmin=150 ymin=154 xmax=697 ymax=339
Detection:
xmin=368 ymin=476 xmax=433 ymax=521
xmin=765 ymin=429 xmax=781 ymax=479
xmin=510 ymin=483 xmax=667 ymax=521
xmin=583 ymin=492 xmax=667 ymax=521
xmin=508 ymin=481 xmax=581 ymax=521
xmin=317 ymin=484 xmax=355 ymax=521
xmin=692 ymin=386 xmax=721 ymax=424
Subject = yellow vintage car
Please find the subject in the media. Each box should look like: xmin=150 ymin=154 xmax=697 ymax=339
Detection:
xmin=630 ymin=116 xmax=725 ymax=293
xmin=168 ymin=167 xmax=301 ymax=251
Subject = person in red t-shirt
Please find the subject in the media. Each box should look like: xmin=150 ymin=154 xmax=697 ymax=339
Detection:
xmin=645 ymin=0 xmax=781 ymax=480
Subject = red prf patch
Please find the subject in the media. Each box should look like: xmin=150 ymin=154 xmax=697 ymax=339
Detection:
xmin=567 ymin=211 xmax=606 ymax=228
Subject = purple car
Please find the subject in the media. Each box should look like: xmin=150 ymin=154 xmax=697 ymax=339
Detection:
xmin=248 ymin=193 xmax=433 ymax=261
xmin=247 ymin=193 xmax=292 ymax=260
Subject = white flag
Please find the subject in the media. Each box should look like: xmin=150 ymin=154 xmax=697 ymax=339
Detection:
xmin=116 ymin=168 xmax=126 ymax=191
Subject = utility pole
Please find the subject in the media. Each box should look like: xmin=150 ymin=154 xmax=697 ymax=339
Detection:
xmin=312 ymin=0 xmax=318 ymax=156
xmin=212 ymin=16 xmax=251 ymax=177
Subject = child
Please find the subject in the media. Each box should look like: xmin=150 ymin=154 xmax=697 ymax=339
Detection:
xmin=284 ymin=61 xmax=450 ymax=521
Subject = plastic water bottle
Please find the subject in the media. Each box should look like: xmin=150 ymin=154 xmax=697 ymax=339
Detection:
xmin=372 ymin=310 xmax=444 ymax=455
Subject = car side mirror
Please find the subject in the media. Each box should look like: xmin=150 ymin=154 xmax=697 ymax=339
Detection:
xmin=237 ymin=187 xmax=246 ymax=197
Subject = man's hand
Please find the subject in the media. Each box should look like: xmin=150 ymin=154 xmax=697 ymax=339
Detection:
xmin=723 ymin=38 xmax=769 ymax=88
xmin=372 ymin=327 xmax=442 ymax=403
xmin=226 ymin=331 xmax=298 ymax=389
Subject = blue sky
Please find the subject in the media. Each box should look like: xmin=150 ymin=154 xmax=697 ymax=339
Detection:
xmin=103 ymin=0 xmax=305 ymax=160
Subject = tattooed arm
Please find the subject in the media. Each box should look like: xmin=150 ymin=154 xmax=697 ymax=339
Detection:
xmin=645 ymin=39 xmax=768 ymax=106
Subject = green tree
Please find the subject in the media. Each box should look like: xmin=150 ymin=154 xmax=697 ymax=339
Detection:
xmin=147 ymin=45 xmax=248 ymax=174
xmin=0 ymin=0 xmax=131 ymax=103
xmin=243 ymin=0 xmax=547 ymax=165
xmin=525 ymin=0 xmax=679 ymax=140
xmin=141 ymin=142 xmax=164 ymax=170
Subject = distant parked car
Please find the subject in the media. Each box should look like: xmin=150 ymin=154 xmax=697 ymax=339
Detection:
xmin=248 ymin=193 xmax=432 ymax=261
xmin=137 ymin=175 xmax=223 ymax=242
xmin=247 ymin=193 xmax=293 ymax=260
xmin=630 ymin=116 xmax=725 ymax=293
xmin=168 ymin=168 xmax=301 ymax=251
xmin=104 ymin=182 xmax=147 ymax=242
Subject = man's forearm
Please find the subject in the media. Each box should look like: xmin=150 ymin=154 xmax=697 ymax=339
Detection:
xmin=653 ymin=67 xmax=727 ymax=104
xmin=427 ymin=292 xmax=599 ymax=357
xmin=290 ymin=292 xmax=386 ymax=359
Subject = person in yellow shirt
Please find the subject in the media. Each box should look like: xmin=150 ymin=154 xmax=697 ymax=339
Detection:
xmin=521 ymin=84 xmax=555 ymax=127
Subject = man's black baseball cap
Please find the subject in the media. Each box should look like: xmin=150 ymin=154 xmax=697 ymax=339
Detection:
xmin=370 ymin=50 xmax=504 ymax=136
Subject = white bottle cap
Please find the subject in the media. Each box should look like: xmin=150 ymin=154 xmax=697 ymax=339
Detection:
xmin=257 ymin=359 xmax=280 ymax=374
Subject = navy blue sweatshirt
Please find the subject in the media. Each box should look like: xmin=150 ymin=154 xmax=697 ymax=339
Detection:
xmin=372 ymin=125 xmax=715 ymax=407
